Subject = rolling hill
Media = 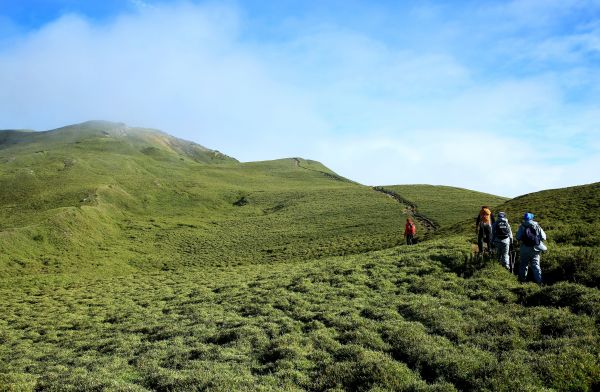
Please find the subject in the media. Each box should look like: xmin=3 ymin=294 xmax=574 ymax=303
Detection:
xmin=377 ymin=184 xmax=508 ymax=228
xmin=0 ymin=121 xmax=410 ymax=275
xmin=1 ymin=121 xmax=598 ymax=391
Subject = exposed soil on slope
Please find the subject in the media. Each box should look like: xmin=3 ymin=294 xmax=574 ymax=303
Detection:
xmin=372 ymin=186 xmax=438 ymax=233
xmin=292 ymin=158 xmax=354 ymax=183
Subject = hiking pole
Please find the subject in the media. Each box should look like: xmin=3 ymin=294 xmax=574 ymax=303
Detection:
xmin=511 ymin=242 xmax=520 ymax=276
xmin=509 ymin=251 xmax=514 ymax=274
xmin=509 ymin=242 xmax=514 ymax=273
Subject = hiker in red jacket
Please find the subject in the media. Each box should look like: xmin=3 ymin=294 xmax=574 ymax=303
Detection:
xmin=404 ymin=218 xmax=416 ymax=245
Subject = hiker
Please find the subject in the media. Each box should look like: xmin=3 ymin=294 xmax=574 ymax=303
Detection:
xmin=492 ymin=212 xmax=513 ymax=270
xmin=516 ymin=212 xmax=547 ymax=284
xmin=404 ymin=218 xmax=416 ymax=245
xmin=476 ymin=206 xmax=495 ymax=253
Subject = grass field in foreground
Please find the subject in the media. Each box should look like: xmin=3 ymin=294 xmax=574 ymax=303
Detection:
xmin=1 ymin=238 xmax=599 ymax=391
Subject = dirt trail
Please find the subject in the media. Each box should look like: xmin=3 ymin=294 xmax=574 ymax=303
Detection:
xmin=372 ymin=186 xmax=438 ymax=232
xmin=292 ymin=158 xmax=354 ymax=183
xmin=291 ymin=160 xmax=437 ymax=233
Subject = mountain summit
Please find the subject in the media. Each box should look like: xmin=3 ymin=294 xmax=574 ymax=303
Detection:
xmin=0 ymin=120 xmax=236 ymax=164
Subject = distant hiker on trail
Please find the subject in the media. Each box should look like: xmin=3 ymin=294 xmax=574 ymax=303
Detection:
xmin=492 ymin=212 xmax=513 ymax=270
xmin=516 ymin=212 xmax=547 ymax=284
xmin=404 ymin=218 xmax=416 ymax=245
xmin=476 ymin=206 xmax=495 ymax=254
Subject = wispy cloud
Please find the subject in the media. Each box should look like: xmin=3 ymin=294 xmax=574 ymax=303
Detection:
xmin=0 ymin=1 xmax=598 ymax=196
xmin=129 ymin=0 xmax=153 ymax=9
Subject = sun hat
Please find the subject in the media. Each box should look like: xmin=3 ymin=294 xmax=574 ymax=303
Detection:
xmin=523 ymin=212 xmax=534 ymax=221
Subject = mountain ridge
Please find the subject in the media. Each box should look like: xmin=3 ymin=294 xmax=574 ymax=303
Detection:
xmin=0 ymin=121 xmax=407 ymax=274
xmin=2 ymin=120 xmax=596 ymax=278
xmin=0 ymin=120 xmax=238 ymax=164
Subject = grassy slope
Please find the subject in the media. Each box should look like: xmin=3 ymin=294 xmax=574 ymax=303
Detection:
xmin=2 ymin=240 xmax=599 ymax=391
xmin=1 ymin=122 xmax=599 ymax=391
xmin=381 ymin=184 xmax=508 ymax=228
xmin=444 ymin=182 xmax=600 ymax=287
xmin=496 ymin=182 xmax=600 ymax=243
xmin=0 ymin=121 xmax=405 ymax=275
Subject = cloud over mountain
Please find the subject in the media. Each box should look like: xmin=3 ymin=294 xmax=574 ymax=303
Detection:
xmin=1 ymin=1 xmax=598 ymax=196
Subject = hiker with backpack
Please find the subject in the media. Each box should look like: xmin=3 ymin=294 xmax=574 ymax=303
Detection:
xmin=404 ymin=218 xmax=416 ymax=245
xmin=516 ymin=212 xmax=547 ymax=284
xmin=491 ymin=212 xmax=513 ymax=270
xmin=476 ymin=206 xmax=495 ymax=254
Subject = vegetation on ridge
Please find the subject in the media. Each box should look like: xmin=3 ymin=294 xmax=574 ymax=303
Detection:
xmin=443 ymin=182 xmax=600 ymax=289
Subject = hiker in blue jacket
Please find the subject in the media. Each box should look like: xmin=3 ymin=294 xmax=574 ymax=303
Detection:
xmin=492 ymin=212 xmax=513 ymax=270
xmin=516 ymin=212 xmax=547 ymax=284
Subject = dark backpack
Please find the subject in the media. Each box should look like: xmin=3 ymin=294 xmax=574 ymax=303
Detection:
xmin=495 ymin=220 xmax=510 ymax=239
xmin=521 ymin=224 xmax=540 ymax=246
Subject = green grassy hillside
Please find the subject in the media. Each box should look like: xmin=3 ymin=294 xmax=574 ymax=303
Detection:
xmin=1 ymin=122 xmax=599 ymax=391
xmin=491 ymin=182 xmax=600 ymax=287
xmin=378 ymin=184 xmax=508 ymax=228
xmin=0 ymin=121 xmax=235 ymax=164
xmin=496 ymin=182 xmax=600 ymax=245
xmin=0 ymin=121 xmax=407 ymax=275
xmin=2 ymin=239 xmax=599 ymax=391
xmin=443 ymin=182 xmax=600 ymax=288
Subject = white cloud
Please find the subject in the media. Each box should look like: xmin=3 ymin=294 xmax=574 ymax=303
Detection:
xmin=0 ymin=2 xmax=598 ymax=197
xmin=129 ymin=0 xmax=153 ymax=9
xmin=0 ymin=4 xmax=329 ymax=160
xmin=313 ymin=130 xmax=581 ymax=197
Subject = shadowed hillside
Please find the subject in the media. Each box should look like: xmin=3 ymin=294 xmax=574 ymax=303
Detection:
xmin=493 ymin=182 xmax=600 ymax=287
xmin=497 ymin=182 xmax=600 ymax=244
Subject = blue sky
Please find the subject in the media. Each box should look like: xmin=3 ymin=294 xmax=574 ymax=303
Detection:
xmin=1 ymin=0 xmax=599 ymax=196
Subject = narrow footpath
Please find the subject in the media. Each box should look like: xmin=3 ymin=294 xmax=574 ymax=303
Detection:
xmin=372 ymin=186 xmax=438 ymax=233
xmin=292 ymin=158 xmax=355 ymax=183
xmin=291 ymin=158 xmax=437 ymax=234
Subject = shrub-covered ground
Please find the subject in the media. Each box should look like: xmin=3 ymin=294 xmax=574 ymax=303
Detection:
xmin=445 ymin=182 xmax=600 ymax=289
xmin=2 ymin=123 xmax=599 ymax=391
xmin=1 ymin=238 xmax=599 ymax=391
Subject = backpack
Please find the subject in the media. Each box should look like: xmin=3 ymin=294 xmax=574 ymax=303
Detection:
xmin=407 ymin=223 xmax=416 ymax=235
xmin=521 ymin=224 xmax=540 ymax=246
xmin=479 ymin=208 xmax=491 ymax=225
xmin=495 ymin=220 xmax=510 ymax=239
